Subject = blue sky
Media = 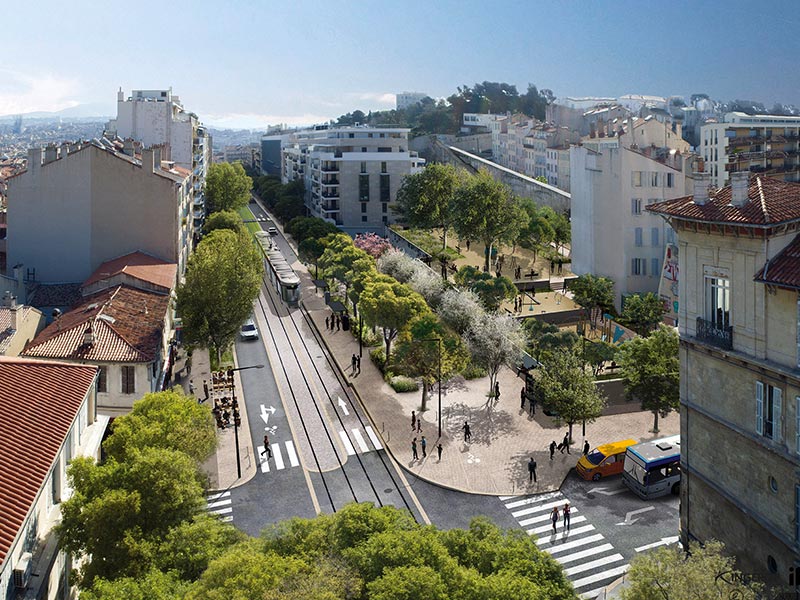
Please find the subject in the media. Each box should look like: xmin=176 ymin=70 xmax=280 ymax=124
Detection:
xmin=2 ymin=0 xmax=798 ymax=128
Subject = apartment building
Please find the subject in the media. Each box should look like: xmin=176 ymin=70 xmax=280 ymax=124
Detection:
xmin=700 ymin=112 xmax=800 ymax=189
xmin=6 ymin=141 xmax=193 ymax=284
xmin=223 ymin=144 xmax=260 ymax=169
xmin=571 ymin=116 xmax=695 ymax=309
xmin=396 ymin=92 xmax=428 ymax=110
xmin=282 ymin=126 xmax=425 ymax=234
xmin=648 ymin=172 xmax=800 ymax=589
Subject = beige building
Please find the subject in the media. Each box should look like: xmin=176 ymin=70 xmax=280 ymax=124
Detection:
xmin=7 ymin=141 xmax=193 ymax=284
xmin=649 ymin=172 xmax=800 ymax=589
xmin=0 ymin=291 xmax=44 ymax=356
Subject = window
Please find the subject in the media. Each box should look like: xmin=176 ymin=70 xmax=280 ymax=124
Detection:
xmin=650 ymin=172 xmax=660 ymax=187
xmin=361 ymin=202 xmax=367 ymax=213
xmin=756 ymin=382 xmax=782 ymax=441
xmin=380 ymin=174 xmax=390 ymax=202
xmin=361 ymin=147 xmax=367 ymax=152
xmin=635 ymin=227 xmax=643 ymax=247
xmin=705 ymin=275 xmax=730 ymax=328
xmin=359 ymin=174 xmax=370 ymax=202
xmin=631 ymin=198 xmax=642 ymax=215
xmin=381 ymin=161 xmax=387 ymax=173
xmin=360 ymin=161 xmax=367 ymax=173
xmin=382 ymin=215 xmax=388 ymax=225
xmin=348 ymin=133 xmax=354 ymax=138
xmin=121 ymin=366 xmax=135 ymax=394
xmin=650 ymin=258 xmax=659 ymax=277
xmin=797 ymin=299 xmax=800 ymax=368
xmin=377 ymin=147 xmax=391 ymax=152
xmin=361 ymin=215 xmax=368 ymax=223
xmin=631 ymin=258 xmax=646 ymax=276
xmin=796 ymin=485 xmax=800 ymax=542
xmin=651 ymin=227 xmax=660 ymax=247
xmin=632 ymin=171 xmax=643 ymax=187
xmin=97 ymin=366 xmax=107 ymax=393
xmin=665 ymin=173 xmax=674 ymax=188
xmin=51 ymin=458 xmax=61 ymax=505
xmin=382 ymin=202 xmax=388 ymax=213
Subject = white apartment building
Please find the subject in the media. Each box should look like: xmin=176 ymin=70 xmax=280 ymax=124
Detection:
xmin=396 ymin=92 xmax=428 ymax=110
xmin=7 ymin=142 xmax=194 ymax=283
xmin=571 ymin=116 xmax=695 ymax=309
xmin=282 ymin=126 xmax=424 ymax=234
xmin=700 ymin=111 xmax=800 ymax=188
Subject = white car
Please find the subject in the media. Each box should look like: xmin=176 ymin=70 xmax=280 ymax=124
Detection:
xmin=268 ymin=226 xmax=278 ymax=235
xmin=240 ymin=319 xmax=259 ymax=340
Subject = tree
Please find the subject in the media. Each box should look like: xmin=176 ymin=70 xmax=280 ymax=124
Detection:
xmin=570 ymin=274 xmax=615 ymax=329
xmin=354 ymin=232 xmax=393 ymax=258
xmin=452 ymin=170 xmax=528 ymax=272
xmin=620 ymin=292 xmax=666 ymax=335
xmin=82 ymin=569 xmax=189 ymax=600
xmin=157 ymin=515 xmax=246 ymax=581
xmin=523 ymin=318 xmax=578 ymax=362
xmin=517 ymin=198 xmax=555 ymax=260
xmin=618 ymin=325 xmax=679 ymax=433
xmin=466 ymin=313 xmax=524 ymax=400
xmin=537 ymin=349 xmax=605 ymax=443
xmin=103 ymin=389 xmax=217 ymax=464
xmin=176 ymin=229 xmax=263 ymax=362
xmin=393 ymin=313 xmax=469 ymax=411
xmin=621 ymin=540 xmax=762 ymax=600
xmin=377 ymin=248 xmax=423 ymax=284
xmin=319 ymin=233 xmax=372 ymax=302
xmin=393 ymin=163 xmax=463 ymax=252
xmin=346 ymin=255 xmax=378 ymax=315
xmin=205 ymin=162 xmax=252 ymax=214
xmin=454 ymin=265 xmax=517 ymax=312
xmin=285 ymin=216 xmax=339 ymax=244
xmin=583 ymin=340 xmax=617 ymax=377
xmin=438 ymin=289 xmax=485 ymax=335
xmin=359 ymin=279 xmax=429 ymax=366
xmin=202 ymin=210 xmax=244 ymax=235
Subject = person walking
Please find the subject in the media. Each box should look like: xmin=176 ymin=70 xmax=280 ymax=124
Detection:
xmin=325 ymin=316 xmax=330 ymax=330
xmin=528 ymin=457 xmax=537 ymax=483
xmin=549 ymin=440 xmax=557 ymax=460
xmin=356 ymin=355 xmax=361 ymax=373
xmin=561 ymin=432 xmax=570 ymax=454
xmin=583 ymin=440 xmax=590 ymax=456
xmin=563 ymin=503 xmax=571 ymax=530
xmin=411 ymin=437 xmax=419 ymax=461
xmin=494 ymin=381 xmax=500 ymax=401
xmin=351 ymin=354 xmax=357 ymax=374
xmin=335 ymin=315 xmax=341 ymax=331
xmin=558 ymin=258 xmax=563 ymax=274
xmin=529 ymin=393 xmax=536 ymax=416
xmin=421 ymin=436 xmax=427 ymax=458
xmin=416 ymin=417 xmax=422 ymax=433
xmin=411 ymin=410 xmax=416 ymax=431
xmin=261 ymin=434 xmax=272 ymax=459
xmin=437 ymin=443 xmax=443 ymax=462
xmin=520 ymin=386 xmax=526 ymax=410
xmin=203 ymin=380 xmax=209 ymax=401
xmin=463 ymin=421 xmax=471 ymax=443
xmin=550 ymin=259 xmax=555 ymax=274
xmin=551 ymin=506 xmax=559 ymax=533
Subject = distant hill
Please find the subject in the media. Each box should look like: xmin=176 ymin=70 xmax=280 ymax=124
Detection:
xmin=0 ymin=102 xmax=114 ymax=123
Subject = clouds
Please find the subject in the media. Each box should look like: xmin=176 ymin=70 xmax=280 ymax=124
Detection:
xmin=200 ymin=111 xmax=334 ymax=130
xmin=0 ymin=70 xmax=81 ymax=115
xmin=348 ymin=92 xmax=396 ymax=106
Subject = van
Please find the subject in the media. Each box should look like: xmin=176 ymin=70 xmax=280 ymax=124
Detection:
xmin=576 ymin=439 xmax=637 ymax=481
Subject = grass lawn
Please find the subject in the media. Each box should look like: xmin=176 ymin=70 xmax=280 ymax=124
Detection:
xmin=397 ymin=228 xmax=462 ymax=260
xmin=237 ymin=206 xmax=262 ymax=235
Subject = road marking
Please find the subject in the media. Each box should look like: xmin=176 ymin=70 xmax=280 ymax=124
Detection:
xmin=339 ymin=430 xmax=356 ymax=455
xmin=337 ymin=396 xmax=350 ymax=416
xmin=209 ymin=505 xmax=232 ymax=515
xmin=536 ymin=524 xmax=595 ymax=545
xmin=527 ymin=515 xmax=587 ymax=535
xmin=519 ymin=507 xmax=579 ymax=527
xmin=272 ymin=444 xmax=285 ymax=470
xmin=258 ymin=447 xmax=270 ymax=472
xmin=571 ymin=564 xmax=629 ymax=591
xmin=352 ymin=429 xmax=369 ymax=453
xmin=554 ymin=543 xmax=616 ymax=565
xmin=592 ymin=485 xmax=628 ymax=496
xmin=499 ymin=495 xmax=517 ymax=501
xmin=512 ymin=498 xmax=569 ymax=518
xmin=542 ymin=533 xmax=605 ymax=554
xmin=206 ymin=499 xmax=232 ymax=509
xmin=365 ymin=426 xmax=383 ymax=450
xmin=616 ymin=505 xmax=655 ymax=526
xmin=206 ymin=491 xmax=230 ymax=502
xmin=635 ymin=535 xmax=680 ymax=552
xmin=504 ymin=491 xmax=563 ymax=509
xmin=564 ymin=553 xmax=624 ymax=577
xmin=285 ymin=440 xmax=299 ymax=467
xmin=260 ymin=404 xmax=276 ymax=425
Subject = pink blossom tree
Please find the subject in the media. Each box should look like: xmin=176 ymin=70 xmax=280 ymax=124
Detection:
xmin=354 ymin=232 xmax=392 ymax=259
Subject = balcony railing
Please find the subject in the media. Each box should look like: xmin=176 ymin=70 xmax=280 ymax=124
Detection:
xmin=696 ymin=317 xmax=733 ymax=350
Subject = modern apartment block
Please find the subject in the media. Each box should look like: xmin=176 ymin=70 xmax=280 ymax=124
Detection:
xmin=571 ymin=116 xmax=695 ymax=309
xmin=649 ymin=172 xmax=800 ymax=589
xmin=281 ymin=126 xmax=425 ymax=234
xmin=700 ymin=111 xmax=800 ymax=189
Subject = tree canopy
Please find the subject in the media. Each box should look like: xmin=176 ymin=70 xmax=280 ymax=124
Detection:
xmin=176 ymin=229 xmax=264 ymax=361
xmin=454 ymin=265 xmax=517 ymax=312
xmin=202 ymin=210 xmax=245 ymax=236
xmin=570 ymin=274 xmax=615 ymax=328
xmin=205 ymin=162 xmax=252 ymax=214
xmin=619 ymin=292 xmax=666 ymax=336
xmin=466 ymin=313 xmax=524 ymax=400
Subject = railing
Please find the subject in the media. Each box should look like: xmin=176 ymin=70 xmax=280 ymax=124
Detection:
xmin=696 ymin=317 xmax=732 ymax=350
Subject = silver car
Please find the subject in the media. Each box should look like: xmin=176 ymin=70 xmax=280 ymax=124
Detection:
xmin=240 ymin=319 xmax=259 ymax=340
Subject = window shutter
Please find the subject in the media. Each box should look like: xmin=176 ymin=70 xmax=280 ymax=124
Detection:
xmin=756 ymin=382 xmax=764 ymax=435
xmin=773 ymin=388 xmax=782 ymax=442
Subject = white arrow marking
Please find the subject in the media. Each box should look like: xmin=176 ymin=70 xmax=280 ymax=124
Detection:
xmin=260 ymin=404 xmax=276 ymax=425
xmin=593 ymin=486 xmax=627 ymax=496
xmin=635 ymin=535 xmax=680 ymax=552
xmin=337 ymin=396 xmax=349 ymax=416
xmin=616 ymin=505 xmax=655 ymax=526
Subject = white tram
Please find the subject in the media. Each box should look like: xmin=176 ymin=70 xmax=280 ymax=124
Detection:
xmin=255 ymin=231 xmax=301 ymax=307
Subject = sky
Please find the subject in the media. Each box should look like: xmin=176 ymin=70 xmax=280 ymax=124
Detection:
xmin=2 ymin=0 xmax=799 ymax=129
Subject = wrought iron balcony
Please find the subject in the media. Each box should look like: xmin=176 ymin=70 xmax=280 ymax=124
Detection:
xmin=696 ymin=317 xmax=733 ymax=350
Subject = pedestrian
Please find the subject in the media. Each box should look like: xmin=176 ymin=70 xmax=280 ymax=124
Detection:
xmin=529 ymin=394 xmax=536 ymax=416
xmin=356 ymin=354 xmax=361 ymax=373
xmin=351 ymin=353 xmax=357 ymax=374
xmin=416 ymin=417 xmax=422 ymax=433
xmin=325 ymin=315 xmax=330 ymax=330
xmin=411 ymin=410 xmax=416 ymax=431
xmin=558 ymin=258 xmax=563 ymax=274
xmin=466 ymin=239 xmax=470 ymax=251
xmin=520 ymin=386 xmax=526 ymax=410
xmin=463 ymin=421 xmax=471 ymax=443
xmin=583 ymin=440 xmax=590 ymax=456
xmin=563 ymin=503 xmax=571 ymax=530
xmin=189 ymin=381 xmax=195 ymax=396
xmin=550 ymin=259 xmax=555 ymax=274
xmin=551 ymin=506 xmax=559 ymax=533
xmin=561 ymin=432 xmax=570 ymax=454
xmin=336 ymin=315 xmax=341 ymax=331
xmin=203 ymin=380 xmax=209 ymax=401
xmin=421 ymin=436 xmax=427 ymax=457
xmin=261 ymin=434 xmax=272 ymax=458
xmin=411 ymin=437 xmax=419 ymax=460
xmin=528 ymin=457 xmax=537 ymax=483
xmin=495 ymin=381 xmax=500 ymax=400
xmin=437 ymin=443 xmax=443 ymax=461
xmin=549 ymin=440 xmax=557 ymax=460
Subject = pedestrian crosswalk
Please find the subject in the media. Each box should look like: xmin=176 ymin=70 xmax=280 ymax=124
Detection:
xmin=501 ymin=492 xmax=628 ymax=599
xmin=205 ymin=490 xmax=233 ymax=523
xmin=257 ymin=427 xmax=383 ymax=473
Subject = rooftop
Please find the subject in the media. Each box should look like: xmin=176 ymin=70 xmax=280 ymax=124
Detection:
xmin=755 ymin=233 xmax=800 ymax=291
xmin=82 ymin=251 xmax=177 ymax=293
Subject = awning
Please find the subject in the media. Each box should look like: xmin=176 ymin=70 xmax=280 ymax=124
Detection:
xmin=328 ymin=300 xmax=347 ymax=314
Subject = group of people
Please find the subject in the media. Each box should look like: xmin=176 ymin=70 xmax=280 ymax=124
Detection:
xmin=550 ymin=503 xmax=571 ymax=533
xmin=410 ymin=411 xmax=443 ymax=461
xmin=350 ymin=353 xmax=362 ymax=375
xmin=212 ymin=397 xmax=238 ymax=429
xmin=550 ymin=258 xmax=564 ymax=275
xmin=520 ymin=386 xmax=535 ymax=416
xmin=548 ymin=436 xmax=591 ymax=459
xmin=325 ymin=314 xmax=342 ymax=331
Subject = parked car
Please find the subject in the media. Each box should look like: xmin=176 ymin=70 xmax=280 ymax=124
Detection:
xmin=240 ymin=319 xmax=259 ymax=340
xmin=268 ymin=226 xmax=278 ymax=235
xmin=576 ymin=438 xmax=637 ymax=481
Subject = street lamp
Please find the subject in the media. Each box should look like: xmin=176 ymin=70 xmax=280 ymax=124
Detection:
xmin=416 ymin=338 xmax=442 ymax=439
xmin=217 ymin=364 xmax=264 ymax=479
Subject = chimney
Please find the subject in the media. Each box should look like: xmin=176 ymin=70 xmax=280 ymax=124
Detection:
xmin=9 ymin=303 xmax=19 ymax=331
xmin=589 ymin=123 xmax=596 ymax=138
xmin=117 ymin=87 xmax=124 ymax=102
xmin=123 ymin=138 xmax=135 ymax=157
xmin=693 ymin=172 xmax=712 ymax=206
xmin=2 ymin=291 xmax=14 ymax=308
xmin=153 ymin=146 xmax=162 ymax=167
xmin=61 ymin=142 xmax=70 ymax=159
xmin=82 ymin=324 xmax=95 ymax=347
xmin=44 ymin=144 xmax=57 ymax=164
xmin=27 ymin=147 xmax=42 ymax=173
xmin=141 ymin=148 xmax=154 ymax=171
xmin=730 ymin=171 xmax=750 ymax=208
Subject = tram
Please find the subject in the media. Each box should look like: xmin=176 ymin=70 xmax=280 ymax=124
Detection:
xmin=255 ymin=230 xmax=301 ymax=307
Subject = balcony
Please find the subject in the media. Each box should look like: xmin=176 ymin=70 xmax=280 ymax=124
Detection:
xmin=696 ymin=317 xmax=732 ymax=351
xmin=321 ymin=162 xmax=339 ymax=173
xmin=321 ymin=190 xmax=339 ymax=200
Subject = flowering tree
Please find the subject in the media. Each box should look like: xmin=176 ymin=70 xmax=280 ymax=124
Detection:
xmin=438 ymin=289 xmax=485 ymax=335
xmin=408 ymin=266 xmax=448 ymax=308
xmin=465 ymin=313 xmax=524 ymax=399
xmin=377 ymin=249 xmax=423 ymax=284
xmin=354 ymin=232 xmax=393 ymax=259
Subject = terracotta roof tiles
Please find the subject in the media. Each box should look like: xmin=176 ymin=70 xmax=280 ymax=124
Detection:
xmin=754 ymin=233 xmax=800 ymax=290
xmin=82 ymin=252 xmax=177 ymax=292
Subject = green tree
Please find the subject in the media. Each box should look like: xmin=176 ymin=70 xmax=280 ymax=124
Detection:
xmin=157 ymin=515 xmax=246 ymax=581
xmin=285 ymin=216 xmax=339 ymax=244
xmin=583 ymin=339 xmax=617 ymax=377
xmin=205 ymin=162 xmax=252 ymax=214
xmin=570 ymin=274 xmax=615 ymax=329
xmin=517 ymin=198 xmax=555 ymax=260
xmin=620 ymin=292 xmax=666 ymax=335
xmin=393 ymin=163 xmax=463 ymax=252
xmin=618 ymin=324 xmax=679 ymax=433
xmin=538 ymin=349 xmax=605 ymax=443
xmin=523 ymin=318 xmax=579 ymax=362
xmin=319 ymin=233 xmax=372 ymax=302
xmin=359 ymin=279 xmax=429 ymax=366
xmin=393 ymin=313 xmax=469 ymax=411
xmin=202 ymin=210 xmax=244 ymax=235
xmin=103 ymin=389 xmax=217 ymax=464
xmin=299 ymin=233 xmax=336 ymax=279
xmin=452 ymin=170 xmax=528 ymax=272
xmin=621 ymin=540 xmax=762 ymax=600
xmin=82 ymin=569 xmax=189 ymax=600
xmin=176 ymin=229 xmax=263 ymax=362
xmin=346 ymin=255 xmax=378 ymax=316
xmin=454 ymin=265 xmax=518 ymax=312
xmin=466 ymin=313 xmax=524 ymax=400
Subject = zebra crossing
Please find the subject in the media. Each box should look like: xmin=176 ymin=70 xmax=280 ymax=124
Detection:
xmin=205 ymin=490 xmax=233 ymax=523
xmin=257 ymin=426 xmax=383 ymax=473
xmin=500 ymin=491 xmax=628 ymax=599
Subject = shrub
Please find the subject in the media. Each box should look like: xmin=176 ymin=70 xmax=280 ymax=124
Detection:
xmin=461 ymin=363 xmax=487 ymax=380
xmin=370 ymin=347 xmax=386 ymax=373
xmin=389 ymin=375 xmax=419 ymax=393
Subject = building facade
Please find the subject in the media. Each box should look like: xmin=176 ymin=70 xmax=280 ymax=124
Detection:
xmin=396 ymin=92 xmax=428 ymax=110
xmin=281 ymin=126 xmax=424 ymax=234
xmin=649 ymin=173 xmax=800 ymax=589
xmin=0 ymin=291 xmax=44 ymax=356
